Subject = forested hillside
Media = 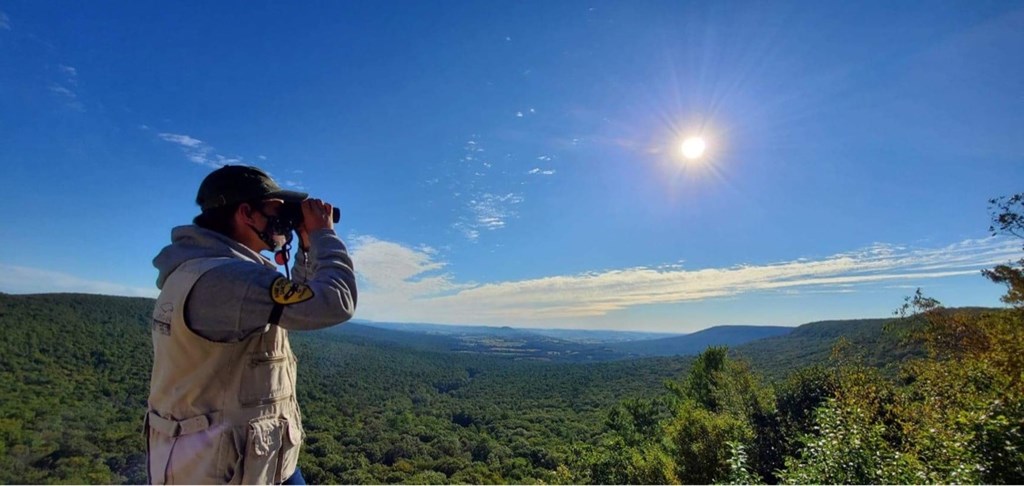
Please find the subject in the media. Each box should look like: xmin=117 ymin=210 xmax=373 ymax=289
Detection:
xmin=0 ymin=293 xmax=692 ymax=484
xmin=0 ymin=293 xmax=152 ymax=484
xmin=321 ymin=321 xmax=632 ymax=362
xmin=610 ymin=325 xmax=793 ymax=358
xmin=733 ymin=317 xmax=924 ymax=380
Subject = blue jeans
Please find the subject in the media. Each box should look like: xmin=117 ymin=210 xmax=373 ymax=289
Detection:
xmin=282 ymin=467 xmax=306 ymax=485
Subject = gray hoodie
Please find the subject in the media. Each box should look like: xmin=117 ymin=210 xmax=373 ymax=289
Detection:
xmin=153 ymin=225 xmax=357 ymax=342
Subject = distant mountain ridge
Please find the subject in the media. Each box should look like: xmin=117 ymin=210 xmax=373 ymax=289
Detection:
xmin=347 ymin=320 xmax=792 ymax=360
xmin=357 ymin=320 xmax=681 ymax=343
xmin=330 ymin=321 xmax=628 ymax=362
xmin=733 ymin=317 xmax=924 ymax=380
xmin=0 ymin=292 xmax=888 ymax=362
xmin=606 ymin=325 xmax=794 ymax=357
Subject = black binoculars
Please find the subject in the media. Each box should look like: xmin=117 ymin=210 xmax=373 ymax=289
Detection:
xmin=275 ymin=201 xmax=341 ymax=232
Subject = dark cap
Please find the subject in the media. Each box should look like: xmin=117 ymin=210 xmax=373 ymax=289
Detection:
xmin=196 ymin=165 xmax=308 ymax=211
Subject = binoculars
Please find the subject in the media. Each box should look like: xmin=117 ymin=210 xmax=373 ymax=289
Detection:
xmin=274 ymin=201 xmax=341 ymax=233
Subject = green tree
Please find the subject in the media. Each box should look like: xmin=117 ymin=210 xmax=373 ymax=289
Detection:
xmin=665 ymin=399 xmax=752 ymax=484
xmin=983 ymin=193 xmax=1024 ymax=307
xmin=781 ymin=193 xmax=1024 ymax=484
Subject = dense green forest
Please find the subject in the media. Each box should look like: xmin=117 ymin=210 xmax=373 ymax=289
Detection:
xmin=1 ymin=194 xmax=1022 ymax=484
xmin=0 ymin=292 xmax=693 ymax=484
xmin=2 ymin=294 xmax=1017 ymax=484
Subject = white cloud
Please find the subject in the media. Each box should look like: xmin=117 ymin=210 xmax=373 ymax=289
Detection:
xmin=3 ymin=236 xmax=1017 ymax=329
xmin=453 ymin=223 xmax=480 ymax=242
xmin=349 ymin=236 xmax=473 ymax=319
xmin=156 ymin=132 xmax=243 ymax=168
xmin=347 ymin=236 xmax=1022 ymax=326
xmin=0 ymin=264 xmax=157 ymax=298
xmin=515 ymin=111 xmax=524 ymax=118
xmin=49 ymin=84 xmax=75 ymax=97
xmin=158 ymin=132 xmax=204 ymax=148
xmin=459 ymin=140 xmax=485 ymax=165
xmin=46 ymin=64 xmax=82 ymax=110
xmin=528 ymin=168 xmax=555 ymax=175
xmin=458 ymin=192 xmax=523 ymax=235
xmin=58 ymin=64 xmax=78 ymax=81
xmin=49 ymin=83 xmax=83 ymax=111
xmin=443 ymin=137 xmax=529 ymax=241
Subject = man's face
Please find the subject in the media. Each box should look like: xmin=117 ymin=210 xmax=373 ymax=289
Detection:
xmin=248 ymin=199 xmax=285 ymax=251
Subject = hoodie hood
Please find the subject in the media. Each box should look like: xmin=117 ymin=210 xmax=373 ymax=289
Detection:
xmin=153 ymin=225 xmax=277 ymax=289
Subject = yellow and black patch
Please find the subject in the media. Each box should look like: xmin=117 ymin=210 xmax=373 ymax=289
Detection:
xmin=270 ymin=277 xmax=315 ymax=305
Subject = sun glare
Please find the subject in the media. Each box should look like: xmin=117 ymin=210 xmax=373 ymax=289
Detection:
xmin=681 ymin=137 xmax=706 ymax=160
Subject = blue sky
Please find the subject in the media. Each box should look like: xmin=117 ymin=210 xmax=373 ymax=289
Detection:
xmin=1 ymin=1 xmax=1022 ymax=332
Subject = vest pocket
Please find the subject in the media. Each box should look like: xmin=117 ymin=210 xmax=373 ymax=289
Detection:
xmin=277 ymin=417 xmax=303 ymax=483
xmin=239 ymin=351 xmax=293 ymax=406
xmin=241 ymin=416 xmax=285 ymax=484
xmin=148 ymin=418 xmax=230 ymax=485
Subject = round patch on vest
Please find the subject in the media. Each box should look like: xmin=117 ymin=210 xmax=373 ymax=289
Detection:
xmin=270 ymin=277 xmax=315 ymax=305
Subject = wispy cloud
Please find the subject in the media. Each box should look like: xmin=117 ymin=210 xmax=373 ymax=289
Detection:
xmin=158 ymin=133 xmax=203 ymax=148
xmin=0 ymin=11 xmax=10 ymax=30
xmin=452 ymin=192 xmax=524 ymax=240
xmin=460 ymin=139 xmax=484 ymax=163
xmin=155 ymin=133 xmax=306 ymax=187
xmin=156 ymin=132 xmax=242 ymax=168
xmin=453 ymin=224 xmax=480 ymax=241
xmin=48 ymin=85 xmax=84 ymax=111
xmin=440 ymin=137 xmax=529 ymax=242
xmin=48 ymin=84 xmax=75 ymax=97
xmin=2 ymin=237 xmax=1017 ymax=327
xmin=0 ymin=264 xmax=157 ymax=298
xmin=58 ymin=64 xmax=78 ymax=81
xmin=528 ymin=168 xmax=556 ymax=175
xmin=48 ymin=64 xmax=83 ymax=111
xmin=349 ymin=237 xmax=1021 ymax=326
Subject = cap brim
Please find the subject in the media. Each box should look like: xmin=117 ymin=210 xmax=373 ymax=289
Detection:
xmin=266 ymin=189 xmax=309 ymax=202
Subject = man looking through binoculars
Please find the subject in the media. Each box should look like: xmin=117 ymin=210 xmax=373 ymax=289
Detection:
xmin=146 ymin=165 xmax=357 ymax=484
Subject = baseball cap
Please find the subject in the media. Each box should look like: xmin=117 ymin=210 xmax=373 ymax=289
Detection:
xmin=196 ymin=165 xmax=308 ymax=211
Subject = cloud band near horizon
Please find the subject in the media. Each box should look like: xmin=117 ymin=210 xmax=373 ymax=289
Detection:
xmin=0 ymin=264 xmax=158 ymax=298
xmin=348 ymin=236 xmax=1021 ymax=325
xmin=1 ymin=237 xmax=1017 ymax=329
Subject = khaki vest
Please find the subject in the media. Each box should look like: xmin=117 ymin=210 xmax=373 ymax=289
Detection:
xmin=147 ymin=257 xmax=303 ymax=485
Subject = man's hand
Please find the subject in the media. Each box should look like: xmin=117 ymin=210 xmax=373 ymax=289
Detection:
xmin=298 ymin=198 xmax=335 ymax=250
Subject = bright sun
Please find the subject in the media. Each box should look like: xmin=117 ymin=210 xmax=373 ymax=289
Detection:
xmin=681 ymin=137 xmax=706 ymax=160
